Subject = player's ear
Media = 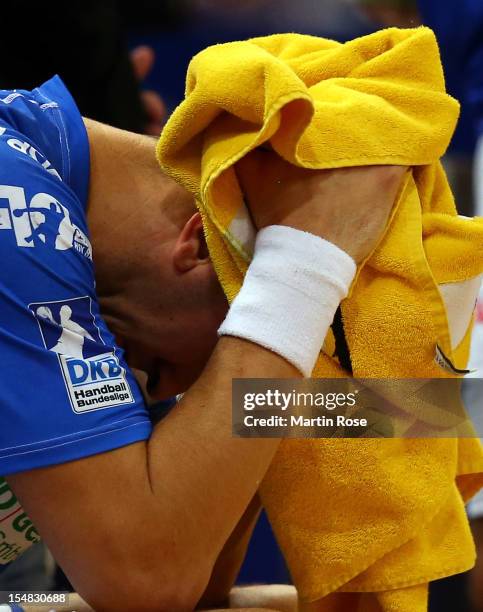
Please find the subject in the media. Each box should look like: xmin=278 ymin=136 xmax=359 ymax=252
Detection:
xmin=173 ymin=212 xmax=209 ymax=273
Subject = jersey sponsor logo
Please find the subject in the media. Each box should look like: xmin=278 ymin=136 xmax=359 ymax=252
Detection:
xmin=0 ymin=478 xmax=39 ymax=565
xmin=1 ymin=130 xmax=62 ymax=180
xmin=0 ymin=185 xmax=92 ymax=259
xmin=29 ymin=296 xmax=134 ymax=413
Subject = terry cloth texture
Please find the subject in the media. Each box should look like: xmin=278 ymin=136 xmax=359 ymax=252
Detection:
xmin=157 ymin=27 xmax=483 ymax=611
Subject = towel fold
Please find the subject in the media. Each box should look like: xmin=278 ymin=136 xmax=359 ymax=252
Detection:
xmin=157 ymin=26 xmax=483 ymax=611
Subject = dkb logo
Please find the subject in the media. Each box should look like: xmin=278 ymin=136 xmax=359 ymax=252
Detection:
xmin=67 ymin=356 xmax=123 ymax=384
xmin=30 ymin=296 xmax=134 ymax=413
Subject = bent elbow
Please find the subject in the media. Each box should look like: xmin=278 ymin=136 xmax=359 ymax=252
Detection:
xmin=78 ymin=561 xmax=208 ymax=612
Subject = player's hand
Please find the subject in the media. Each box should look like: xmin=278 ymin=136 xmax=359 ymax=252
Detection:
xmin=130 ymin=45 xmax=166 ymax=135
xmin=236 ymin=149 xmax=407 ymax=263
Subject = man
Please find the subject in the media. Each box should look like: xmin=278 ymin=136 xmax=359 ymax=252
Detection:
xmin=0 ymin=76 xmax=403 ymax=611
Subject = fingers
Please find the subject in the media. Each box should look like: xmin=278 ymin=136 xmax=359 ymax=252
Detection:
xmin=371 ymin=164 xmax=407 ymax=191
xmin=235 ymin=149 xmax=294 ymax=202
xmin=235 ymin=150 xmax=285 ymax=228
xmin=130 ymin=45 xmax=155 ymax=81
xmin=140 ymin=90 xmax=166 ymax=134
xmin=235 ymin=150 xmax=408 ymax=260
xmin=236 ymin=149 xmax=278 ymax=187
xmin=130 ymin=45 xmax=167 ymax=134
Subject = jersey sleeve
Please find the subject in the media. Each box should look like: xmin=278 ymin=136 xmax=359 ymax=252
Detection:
xmin=0 ymin=78 xmax=152 ymax=477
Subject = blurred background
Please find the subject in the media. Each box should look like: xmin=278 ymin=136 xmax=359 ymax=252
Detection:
xmin=0 ymin=1 xmax=482 ymax=610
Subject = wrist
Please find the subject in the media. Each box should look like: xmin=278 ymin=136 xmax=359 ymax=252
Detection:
xmin=219 ymin=225 xmax=356 ymax=376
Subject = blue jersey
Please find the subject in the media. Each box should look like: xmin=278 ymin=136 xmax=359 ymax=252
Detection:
xmin=0 ymin=77 xmax=152 ymax=565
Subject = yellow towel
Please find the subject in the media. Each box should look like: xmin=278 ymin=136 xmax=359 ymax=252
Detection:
xmin=157 ymin=27 xmax=483 ymax=611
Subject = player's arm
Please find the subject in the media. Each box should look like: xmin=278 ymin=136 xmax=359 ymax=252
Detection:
xmin=20 ymin=586 xmax=298 ymax=612
xmin=7 ymin=160 xmax=405 ymax=612
xmin=198 ymin=494 xmax=262 ymax=608
xmin=8 ymin=339 xmax=297 ymax=612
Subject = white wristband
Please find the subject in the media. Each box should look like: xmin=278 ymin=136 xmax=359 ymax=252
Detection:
xmin=218 ymin=225 xmax=356 ymax=376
